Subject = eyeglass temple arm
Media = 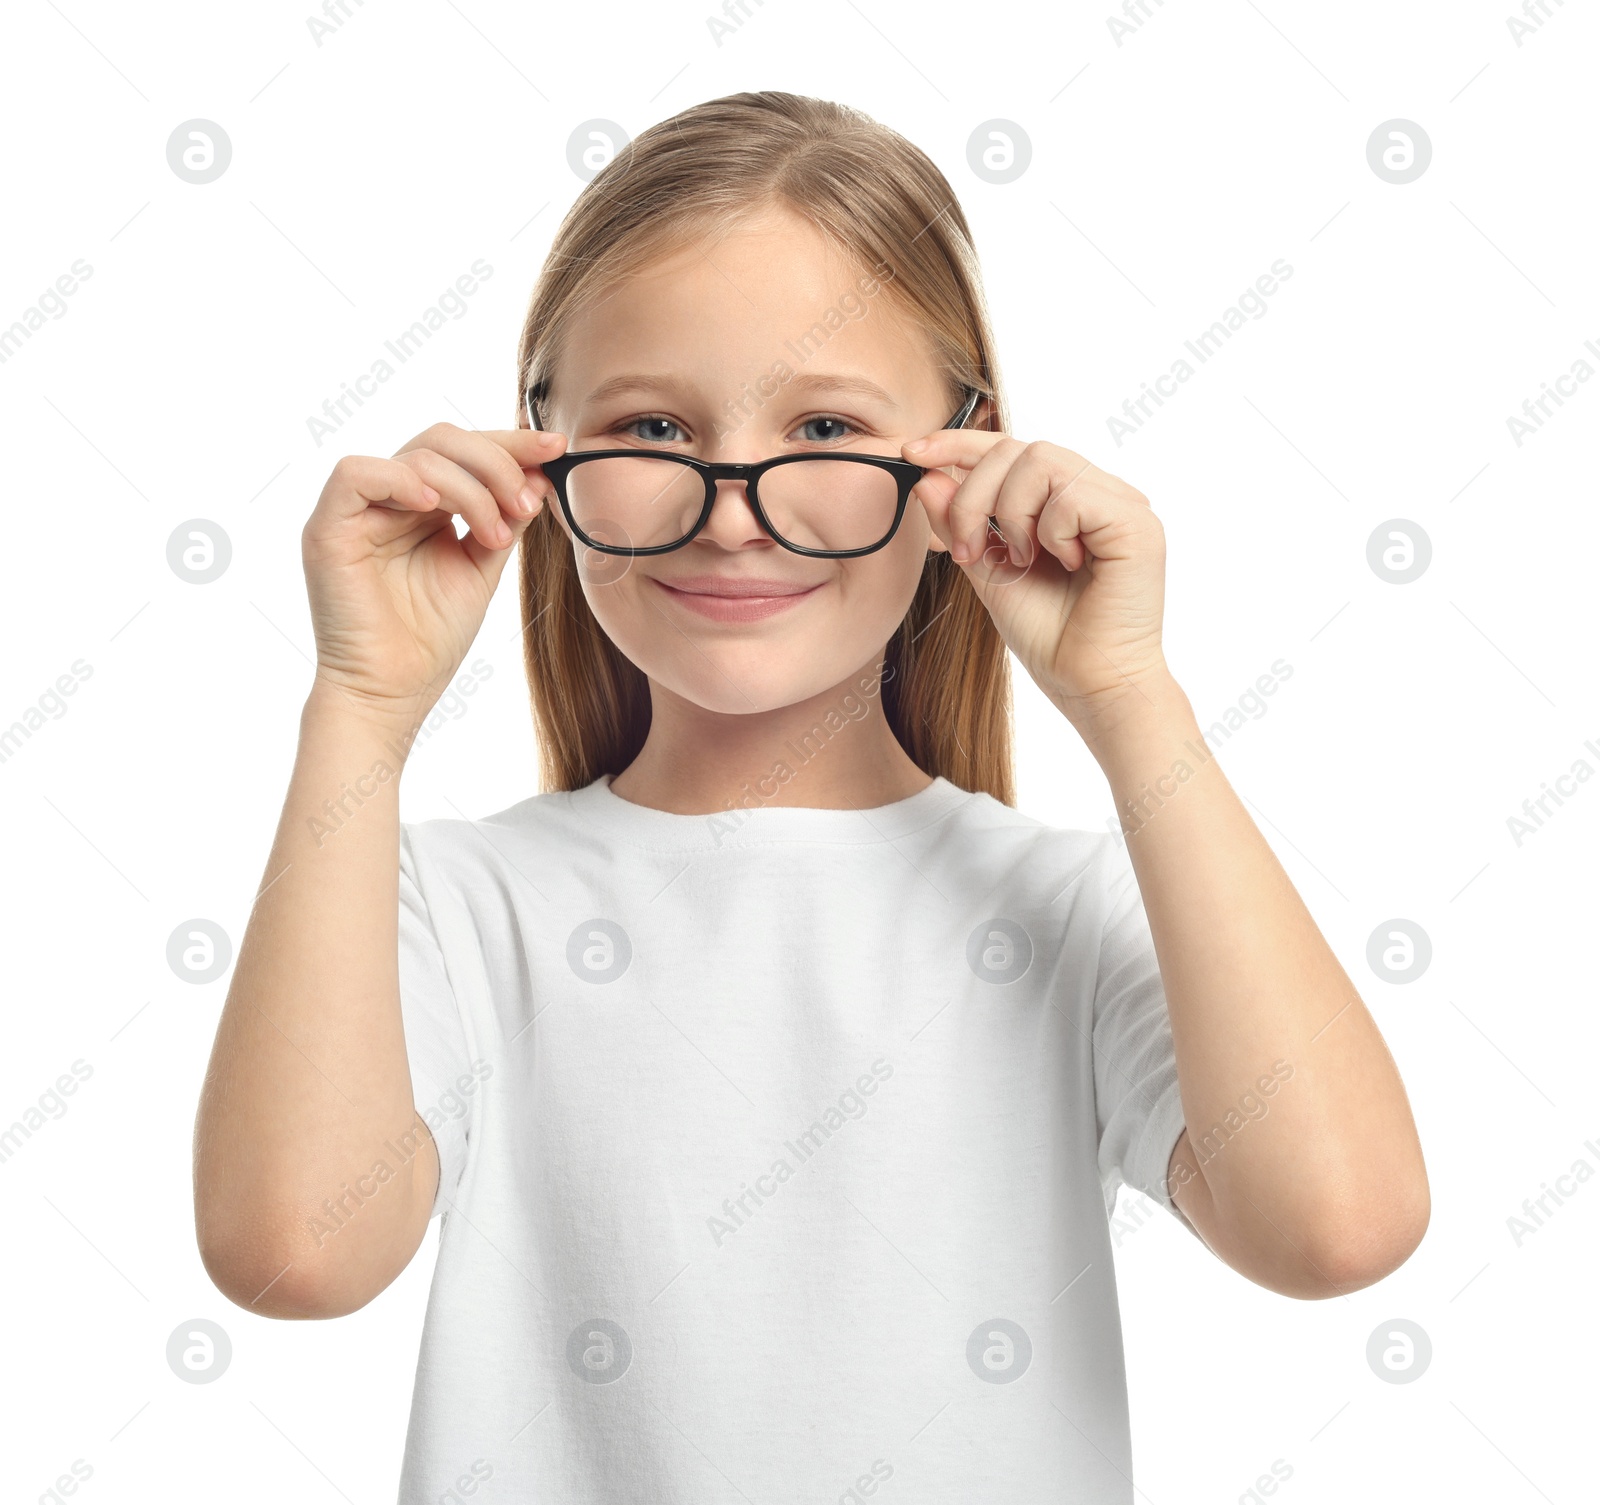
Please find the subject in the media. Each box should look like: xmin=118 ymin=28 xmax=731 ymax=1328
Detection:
xmin=524 ymin=383 xmax=986 ymax=435
xmin=947 ymin=385 xmax=985 ymax=431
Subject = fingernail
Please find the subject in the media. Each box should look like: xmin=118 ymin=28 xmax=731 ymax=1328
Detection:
xmin=904 ymin=438 xmax=928 ymax=454
xmin=517 ymin=485 xmax=537 ymax=515
xmin=952 ymin=540 xmax=970 ymax=564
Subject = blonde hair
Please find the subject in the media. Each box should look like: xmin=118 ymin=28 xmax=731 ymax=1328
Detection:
xmin=513 ymin=90 xmax=1015 ymax=804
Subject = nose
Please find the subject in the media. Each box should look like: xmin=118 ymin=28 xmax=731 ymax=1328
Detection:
xmin=695 ymin=473 xmax=775 ymax=549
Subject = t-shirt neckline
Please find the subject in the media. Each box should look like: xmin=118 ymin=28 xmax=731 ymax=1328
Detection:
xmin=566 ymin=771 xmax=976 ymax=851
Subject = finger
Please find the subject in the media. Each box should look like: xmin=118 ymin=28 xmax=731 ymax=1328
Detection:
xmin=312 ymin=454 xmax=443 ymax=529
xmin=988 ymin=443 xmax=1054 ymax=571
xmin=408 ymin=423 xmax=568 ymax=461
xmin=901 ymin=427 xmax=1013 ymax=472
xmin=488 ymin=425 xmax=570 ymax=466
xmin=484 ymin=426 xmax=569 ymax=515
xmin=993 ymin=442 xmax=1096 ymax=572
xmin=941 ymin=437 xmax=1028 ymax=564
xmin=906 ymin=430 xmax=1136 ymax=510
xmin=911 ymin=470 xmax=959 ymax=554
xmin=1037 ymin=480 xmax=1160 ymax=571
xmin=395 ymin=422 xmax=564 ymax=526
xmin=394 ymin=448 xmax=520 ymax=551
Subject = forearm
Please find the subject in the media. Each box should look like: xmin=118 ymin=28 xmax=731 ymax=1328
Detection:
xmin=1075 ymin=672 xmax=1429 ymax=1294
xmin=193 ymin=684 xmax=438 ymax=1317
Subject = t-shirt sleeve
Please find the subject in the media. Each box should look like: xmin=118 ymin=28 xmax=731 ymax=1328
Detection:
xmin=1090 ymin=835 xmax=1198 ymax=1238
xmin=398 ymin=824 xmax=474 ymax=1219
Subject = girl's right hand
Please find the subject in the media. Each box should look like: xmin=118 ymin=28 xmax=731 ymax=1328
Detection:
xmin=301 ymin=422 xmax=567 ymax=720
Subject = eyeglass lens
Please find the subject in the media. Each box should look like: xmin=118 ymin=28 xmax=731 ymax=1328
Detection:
xmin=566 ymin=456 xmax=900 ymax=553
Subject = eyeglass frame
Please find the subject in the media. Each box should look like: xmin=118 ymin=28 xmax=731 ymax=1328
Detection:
xmin=522 ymin=382 xmax=985 ymax=558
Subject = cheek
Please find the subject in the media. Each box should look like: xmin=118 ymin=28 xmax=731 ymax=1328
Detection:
xmin=879 ymin=510 xmax=937 ymax=598
xmin=575 ymin=562 xmax=651 ymax=644
xmin=825 ymin=544 xmax=928 ymax=651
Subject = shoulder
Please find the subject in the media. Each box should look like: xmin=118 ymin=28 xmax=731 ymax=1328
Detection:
xmin=400 ymin=784 xmax=591 ymax=877
xmin=941 ymin=785 xmax=1130 ymax=919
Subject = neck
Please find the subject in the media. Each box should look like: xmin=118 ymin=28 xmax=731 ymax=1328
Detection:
xmin=608 ymin=661 xmax=932 ymax=815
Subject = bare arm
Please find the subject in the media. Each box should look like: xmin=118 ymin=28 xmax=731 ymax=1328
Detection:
xmin=191 ymin=421 xmax=565 ymax=1318
xmin=898 ymin=423 xmax=1431 ymax=1301
xmin=193 ymin=687 xmax=436 ymax=1318
xmin=1090 ymin=676 xmax=1431 ymax=1299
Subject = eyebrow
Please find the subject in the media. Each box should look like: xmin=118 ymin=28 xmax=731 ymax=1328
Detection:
xmin=581 ymin=371 xmax=900 ymax=409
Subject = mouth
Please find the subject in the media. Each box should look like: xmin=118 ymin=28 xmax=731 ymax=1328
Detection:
xmin=650 ymin=573 xmax=826 ymax=622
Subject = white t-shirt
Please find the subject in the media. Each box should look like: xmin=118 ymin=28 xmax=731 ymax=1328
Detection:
xmin=395 ymin=772 xmax=1194 ymax=1505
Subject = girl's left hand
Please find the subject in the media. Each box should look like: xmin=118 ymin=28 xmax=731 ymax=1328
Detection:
xmin=904 ymin=428 xmax=1172 ymax=727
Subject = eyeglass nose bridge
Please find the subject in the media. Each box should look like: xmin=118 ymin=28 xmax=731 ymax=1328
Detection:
xmin=694 ymin=460 xmax=773 ymax=541
xmin=701 ymin=460 xmax=772 ymax=483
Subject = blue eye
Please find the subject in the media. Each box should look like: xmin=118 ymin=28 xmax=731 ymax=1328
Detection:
xmin=623 ymin=416 xmax=685 ymax=443
xmin=614 ymin=412 xmax=860 ymax=445
xmin=797 ymin=415 xmax=857 ymax=443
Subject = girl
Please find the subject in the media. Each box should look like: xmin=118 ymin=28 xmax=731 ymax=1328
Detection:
xmin=194 ymin=91 xmax=1430 ymax=1504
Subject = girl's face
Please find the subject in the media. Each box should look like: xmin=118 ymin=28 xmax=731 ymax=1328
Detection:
xmin=539 ymin=205 xmax=961 ymax=716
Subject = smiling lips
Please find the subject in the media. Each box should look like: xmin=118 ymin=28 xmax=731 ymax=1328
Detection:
xmin=651 ymin=573 xmax=825 ymax=622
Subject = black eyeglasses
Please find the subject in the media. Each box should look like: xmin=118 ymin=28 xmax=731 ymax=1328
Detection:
xmin=523 ymin=384 xmax=984 ymax=558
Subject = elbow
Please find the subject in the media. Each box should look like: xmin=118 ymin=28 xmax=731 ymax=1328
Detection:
xmin=1298 ymin=1173 xmax=1432 ymax=1298
xmin=192 ymin=1153 xmax=434 ymax=1319
xmin=195 ymin=1215 xmax=389 ymax=1321
xmin=1197 ymin=1140 xmax=1433 ymax=1299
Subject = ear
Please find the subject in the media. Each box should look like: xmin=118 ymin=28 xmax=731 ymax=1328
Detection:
xmin=972 ymin=394 xmax=999 ymax=433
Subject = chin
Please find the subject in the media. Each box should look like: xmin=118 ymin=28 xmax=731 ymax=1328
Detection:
xmin=664 ymin=646 xmax=858 ymax=716
xmin=607 ymin=620 xmax=881 ymax=717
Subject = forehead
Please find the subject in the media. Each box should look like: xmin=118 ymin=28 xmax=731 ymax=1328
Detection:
xmin=555 ymin=206 xmax=935 ymax=400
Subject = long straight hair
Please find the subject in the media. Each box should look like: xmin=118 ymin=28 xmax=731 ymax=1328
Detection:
xmin=513 ymin=91 xmax=1014 ymax=804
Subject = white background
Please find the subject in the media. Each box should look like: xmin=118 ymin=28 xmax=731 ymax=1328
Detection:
xmin=2 ymin=0 xmax=1595 ymax=1501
